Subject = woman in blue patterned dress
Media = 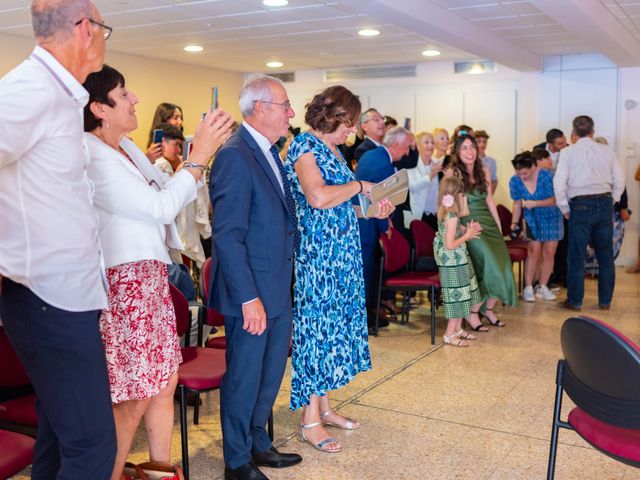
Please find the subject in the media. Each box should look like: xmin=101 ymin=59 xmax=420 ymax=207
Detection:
xmin=284 ymin=86 xmax=393 ymax=453
xmin=509 ymin=151 xmax=563 ymax=302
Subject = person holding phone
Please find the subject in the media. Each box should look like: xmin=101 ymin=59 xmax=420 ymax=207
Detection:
xmin=82 ymin=64 xmax=233 ymax=480
xmin=146 ymin=102 xmax=184 ymax=162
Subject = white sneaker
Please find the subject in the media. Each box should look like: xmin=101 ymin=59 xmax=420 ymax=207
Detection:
xmin=536 ymin=285 xmax=557 ymax=301
xmin=522 ymin=286 xmax=535 ymax=302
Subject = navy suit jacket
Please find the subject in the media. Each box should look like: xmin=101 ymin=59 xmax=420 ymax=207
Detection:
xmin=353 ymin=137 xmax=378 ymax=162
xmin=355 ymin=146 xmax=395 ymax=246
xmin=208 ymin=125 xmax=295 ymax=318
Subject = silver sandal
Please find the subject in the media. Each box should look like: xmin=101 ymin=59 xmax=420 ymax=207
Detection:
xmin=320 ymin=410 xmax=359 ymax=430
xmin=298 ymin=422 xmax=341 ymax=453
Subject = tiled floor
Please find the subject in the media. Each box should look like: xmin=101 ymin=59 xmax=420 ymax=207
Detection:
xmin=14 ymin=268 xmax=640 ymax=479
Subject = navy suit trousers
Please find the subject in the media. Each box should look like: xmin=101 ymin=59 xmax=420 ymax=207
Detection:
xmin=0 ymin=279 xmax=116 ymax=480
xmin=220 ymin=308 xmax=293 ymax=469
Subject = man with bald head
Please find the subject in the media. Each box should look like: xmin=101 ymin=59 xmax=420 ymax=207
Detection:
xmin=0 ymin=1 xmax=116 ymax=478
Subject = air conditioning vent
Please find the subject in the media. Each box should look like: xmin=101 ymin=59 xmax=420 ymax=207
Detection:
xmin=269 ymin=72 xmax=295 ymax=82
xmin=324 ymin=64 xmax=416 ymax=82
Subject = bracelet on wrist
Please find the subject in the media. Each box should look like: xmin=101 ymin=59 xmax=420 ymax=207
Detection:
xmin=183 ymin=162 xmax=206 ymax=173
xmin=356 ymin=180 xmax=363 ymax=193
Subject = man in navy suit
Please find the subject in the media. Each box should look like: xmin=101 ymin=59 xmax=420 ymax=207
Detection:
xmin=356 ymin=126 xmax=412 ymax=330
xmin=353 ymin=108 xmax=386 ymax=162
xmin=209 ymin=75 xmax=301 ymax=480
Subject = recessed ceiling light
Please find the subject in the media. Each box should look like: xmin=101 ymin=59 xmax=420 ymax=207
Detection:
xmin=422 ymin=49 xmax=441 ymax=57
xmin=266 ymin=61 xmax=284 ymax=68
xmin=263 ymin=0 xmax=288 ymax=6
xmin=358 ymin=29 xmax=380 ymax=37
xmin=184 ymin=45 xmax=203 ymax=53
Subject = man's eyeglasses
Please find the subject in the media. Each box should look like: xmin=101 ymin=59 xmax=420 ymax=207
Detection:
xmin=253 ymin=100 xmax=292 ymax=111
xmin=75 ymin=17 xmax=113 ymax=40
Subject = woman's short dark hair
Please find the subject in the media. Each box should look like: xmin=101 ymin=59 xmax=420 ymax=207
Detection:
xmin=83 ymin=64 xmax=125 ymax=132
xmin=512 ymin=151 xmax=536 ymax=170
xmin=531 ymin=147 xmax=550 ymax=164
xmin=454 ymin=134 xmax=487 ymax=194
xmin=304 ymin=86 xmax=361 ymax=134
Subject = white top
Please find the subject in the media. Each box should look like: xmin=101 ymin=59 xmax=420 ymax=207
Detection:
xmin=85 ymin=134 xmax=197 ymax=269
xmin=0 ymin=46 xmax=108 ymax=312
xmin=407 ymin=157 xmax=439 ymax=224
xmin=553 ymin=137 xmax=625 ymax=215
xmin=546 ymin=145 xmax=561 ymax=170
xmin=243 ymin=121 xmax=283 ymax=192
xmin=155 ymin=158 xmax=211 ymax=267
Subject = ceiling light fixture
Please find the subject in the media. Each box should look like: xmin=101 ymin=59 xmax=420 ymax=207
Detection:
xmin=263 ymin=0 xmax=288 ymax=6
xmin=266 ymin=61 xmax=284 ymax=68
xmin=184 ymin=45 xmax=203 ymax=52
xmin=422 ymin=49 xmax=441 ymax=57
xmin=358 ymin=29 xmax=380 ymax=37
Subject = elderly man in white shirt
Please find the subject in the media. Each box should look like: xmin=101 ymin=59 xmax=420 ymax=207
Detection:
xmin=553 ymin=115 xmax=625 ymax=310
xmin=0 ymin=1 xmax=116 ymax=478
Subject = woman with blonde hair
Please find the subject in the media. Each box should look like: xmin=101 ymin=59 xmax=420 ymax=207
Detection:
xmin=433 ymin=127 xmax=449 ymax=162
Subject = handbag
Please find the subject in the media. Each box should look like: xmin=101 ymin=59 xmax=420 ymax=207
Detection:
xmin=635 ymin=164 xmax=640 ymax=182
xmin=123 ymin=461 xmax=184 ymax=480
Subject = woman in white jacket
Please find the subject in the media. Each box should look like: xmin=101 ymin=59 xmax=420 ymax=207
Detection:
xmin=83 ymin=65 xmax=233 ymax=480
xmin=405 ymin=131 xmax=443 ymax=232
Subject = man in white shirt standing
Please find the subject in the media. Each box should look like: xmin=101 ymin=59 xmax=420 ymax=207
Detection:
xmin=553 ymin=115 xmax=625 ymax=310
xmin=0 ymin=1 xmax=116 ymax=478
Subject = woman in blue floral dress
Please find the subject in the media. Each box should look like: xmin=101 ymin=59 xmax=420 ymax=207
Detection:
xmin=284 ymin=86 xmax=393 ymax=454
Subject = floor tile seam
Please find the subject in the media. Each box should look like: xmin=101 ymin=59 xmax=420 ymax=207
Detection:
xmin=348 ymin=402 xmax=595 ymax=450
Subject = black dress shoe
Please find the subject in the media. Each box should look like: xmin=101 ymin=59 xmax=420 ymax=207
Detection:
xmin=225 ymin=461 xmax=269 ymax=480
xmin=252 ymin=446 xmax=302 ymax=468
xmin=559 ymin=299 xmax=581 ymax=311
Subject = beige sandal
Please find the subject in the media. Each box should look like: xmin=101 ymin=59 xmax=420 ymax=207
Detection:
xmin=298 ymin=422 xmax=341 ymax=453
xmin=443 ymin=334 xmax=469 ymax=347
xmin=320 ymin=410 xmax=360 ymax=430
xmin=455 ymin=329 xmax=476 ymax=340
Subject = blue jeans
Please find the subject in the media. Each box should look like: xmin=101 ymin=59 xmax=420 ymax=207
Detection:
xmin=567 ymin=195 xmax=615 ymax=307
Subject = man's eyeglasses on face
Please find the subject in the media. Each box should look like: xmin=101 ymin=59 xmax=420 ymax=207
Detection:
xmin=75 ymin=17 xmax=113 ymax=40
xmin=254 ymin=100 xmax=292 ymax=111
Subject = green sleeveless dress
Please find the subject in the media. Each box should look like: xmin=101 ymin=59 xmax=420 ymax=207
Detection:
xmin=460 ymin=190 xmax=518 ymax=306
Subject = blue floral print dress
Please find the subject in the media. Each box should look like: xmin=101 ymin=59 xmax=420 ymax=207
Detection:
xmin=284 ymin=131 xmax=371 ymax=411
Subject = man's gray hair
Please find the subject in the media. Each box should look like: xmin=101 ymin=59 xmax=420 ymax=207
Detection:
xmin=383 ymin=126 xmax=409 ymax=147
xmin=358 ymin=108 xmax=379 ymax=127
xmin=31 ymin=0 xmax=93 ymax=40
xmin=239 ymin=74 xmax=285 ymax=118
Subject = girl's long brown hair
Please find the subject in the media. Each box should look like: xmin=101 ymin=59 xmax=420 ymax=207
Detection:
xmin=452 ymin=134 xmax=487 ymax=194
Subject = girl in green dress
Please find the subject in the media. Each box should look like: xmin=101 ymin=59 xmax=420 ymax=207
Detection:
xmin=433 ymin=176 xmax=484 ymax=347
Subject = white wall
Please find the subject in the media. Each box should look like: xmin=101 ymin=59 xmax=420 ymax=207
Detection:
xmin=279 ymin=54 xmax=639 ymax=266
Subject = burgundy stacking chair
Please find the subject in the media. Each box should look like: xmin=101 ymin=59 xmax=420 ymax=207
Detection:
xmin=0 ymin=327 xmax=37 ymax=436
xmin=376 ymin=229 xmax=441 ymax=344
xmin=170 ymin=284 xmax=226 ymax=480
xmin=198 ymin=257 xmax=226 ymax=349
xmin=547 ymin=316 xmax=640 ymax=479
xmin=496 ymin=204 xmax=527 ymax=293
xmin=410 ymin=219 xmax=438 ymax=272
xmin=0 ymin=430 xmax=35 ymax=479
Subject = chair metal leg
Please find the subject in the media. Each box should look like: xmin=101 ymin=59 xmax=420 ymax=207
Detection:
xmin=374 ymin=257 xmax=384 ymax=337
xmin=547 ymin=361 xmax=565 ymax=480
xmin=179 ymin=385 xmax=190 ymax=480
xmin=194 ymin=392 xmax=200 ymax=425
xmin=430 ymin=286 xmax=436 ymax=345
xmin=267 ymin=410 xmax=274 ymax=441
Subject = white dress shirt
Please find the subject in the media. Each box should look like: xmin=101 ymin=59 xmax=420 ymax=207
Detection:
xmin=0 ymin=46 xmax=108 ymax=312
xmin=243 ymin=121 xmax=283 ymax=192
xmin=553 ymin=137 xmax=625 ymax=215
xmin=546 ymin=145 xmax=561 ymax=170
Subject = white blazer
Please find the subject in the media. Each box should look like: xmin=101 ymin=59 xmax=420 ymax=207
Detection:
xmin=404 ymin=157 xmax=439 ymax=227
xmin=85 ymin=133 xmax=197 ymax=269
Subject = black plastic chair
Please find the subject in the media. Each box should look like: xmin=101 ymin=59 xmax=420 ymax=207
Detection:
xmin=547 ymin=316 xmax=640 ymax=479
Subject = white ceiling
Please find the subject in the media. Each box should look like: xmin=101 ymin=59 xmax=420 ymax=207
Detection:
xmin=2 ymin=0 xmax=640 ymax=72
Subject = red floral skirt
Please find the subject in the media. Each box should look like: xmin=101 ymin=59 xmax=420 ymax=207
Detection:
xmin=100 ymin=260 xmax=182 ymax=404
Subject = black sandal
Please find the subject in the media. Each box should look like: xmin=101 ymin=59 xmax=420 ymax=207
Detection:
xmin=466 ymin=310 xmax=489 ymax=332
xmin=481 ymin=309 xmax=506 ymax=327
